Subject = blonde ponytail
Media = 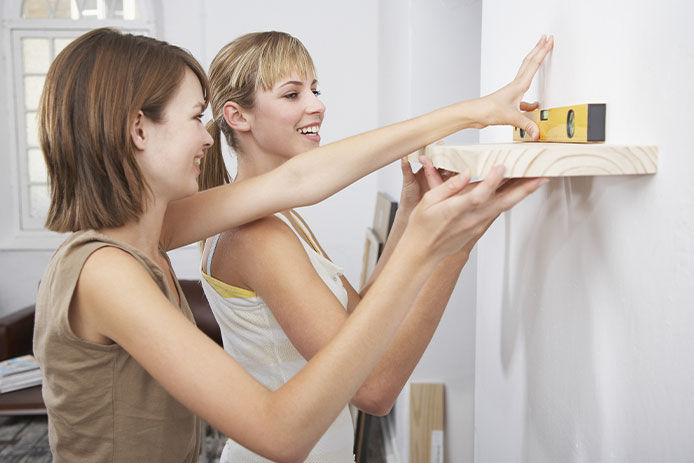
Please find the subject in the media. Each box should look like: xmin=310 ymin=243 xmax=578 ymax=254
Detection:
xmin=198 ymin=119 xmax=230 ymax=193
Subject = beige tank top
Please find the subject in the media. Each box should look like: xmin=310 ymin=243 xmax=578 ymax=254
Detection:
xmin=33 ymin=230 xmax=200 ymax=462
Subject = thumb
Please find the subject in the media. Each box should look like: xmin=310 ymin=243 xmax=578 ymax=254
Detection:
xmin=513 ymin=112 xmax=539 ymax=140
xmin=419 ymin=156 xmax=444 ymax=189
xmin=422 ymin=173 xmax=470 ymax=207
xmin=400 ymin=157 xmax=415 ymax=182
xmin=519 ymin=100 xmax=539 ymax=112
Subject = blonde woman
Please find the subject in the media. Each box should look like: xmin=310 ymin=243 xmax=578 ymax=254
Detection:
xmin=198 ymin=31 xmax=552 ymax=461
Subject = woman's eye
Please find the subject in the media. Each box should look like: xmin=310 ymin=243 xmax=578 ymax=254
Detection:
xmin=195 ymin=113 xmax=204 ymax=121
xmin=313 ymin=90 xmax=322 ymax=97
xmin=284 ymin=92 xmax=298 ymax=99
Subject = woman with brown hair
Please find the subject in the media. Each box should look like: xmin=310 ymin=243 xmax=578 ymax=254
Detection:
xmin=34 ymin=27 xmax=551 ymax=462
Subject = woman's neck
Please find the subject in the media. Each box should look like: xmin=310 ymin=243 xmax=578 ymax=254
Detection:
xmin=98 ymin=198 xmax=168 ymax=260
xmin=234 ymin=143 xmax=294 ymax=183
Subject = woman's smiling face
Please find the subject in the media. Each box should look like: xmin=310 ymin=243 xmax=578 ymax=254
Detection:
xmin=246 ymin=74 xmax=325 ymax=160
xmin=137 ymin=68 xmax=213 ymax=202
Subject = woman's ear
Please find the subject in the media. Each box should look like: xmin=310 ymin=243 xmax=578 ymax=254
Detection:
xmin=223 ymin=101 xmax=251 ymax=132
xmin=130 ymin=110 xmax=147 ymax=150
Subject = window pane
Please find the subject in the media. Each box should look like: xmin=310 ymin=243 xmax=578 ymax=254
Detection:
xmin=53 ymin=0 xmax=74 ymax=19
xmin=22 ymin=38 xmax=51 ymax=73
xmin=29 ymin=184 xmax=51 ymax=219
xmin=28 ymin=149 xmax=48 ymax=183
xmin=26 ymin=112 xmax=39 ymax=147
xmin=54 ymin=37 xmax=74 ymax=56
xmin=22 ymin=0 xmax=51 ymax=19
xmin=112 ymin=0 xmax=123 ymax=17
xmin=120 ymin=0 xmax=140 ymax=20
xmin=81 ymin=0 xmax=107 ymax=19
xmin=24 ymin=75 xmax=45 ymax=110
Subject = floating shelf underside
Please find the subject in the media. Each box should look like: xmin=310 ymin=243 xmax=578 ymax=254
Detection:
xmin=408 ymin=143 xmax=658 ymax=178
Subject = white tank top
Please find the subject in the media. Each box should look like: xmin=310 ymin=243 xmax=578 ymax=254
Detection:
xmin=200 ymin=212 xmax=355 ymax=462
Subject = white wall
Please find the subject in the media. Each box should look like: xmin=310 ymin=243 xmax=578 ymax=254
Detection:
xmin=0 ymin=0 xmax=379 ymax=314
xmin=378 ymin=1 xmax=482 ymax=461
xmin=475 ymin=1 xmax=694 ymax=462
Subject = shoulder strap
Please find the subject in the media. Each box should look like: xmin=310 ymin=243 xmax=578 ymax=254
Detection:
xmin=279 ymin=211 xmax=322 ymax=255
xmin=206 ymin=234 xmax=222 ymax=275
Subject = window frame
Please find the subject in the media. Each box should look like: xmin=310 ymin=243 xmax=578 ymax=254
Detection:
xmin=1 ymin=1 xmax=154 ymax=249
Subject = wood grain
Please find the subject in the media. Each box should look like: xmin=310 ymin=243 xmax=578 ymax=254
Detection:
xmin=410 ymin=383 xmax=444 ymax=463
xmin=408 ymin=143 xmax=658 ymax=178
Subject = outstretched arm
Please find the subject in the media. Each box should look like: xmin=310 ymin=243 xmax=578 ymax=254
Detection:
xmin=73 ymin=165 xmax=535 ymax=462
xmin=227 ymin=165 xmax=544 ymax=416
xmin=161 ymin=36 xmax=553 ymax=250
xmin=346 ymin=162 xmax=520 ymax=414
xmin=359 ymin=156 xmax=448 ymax=295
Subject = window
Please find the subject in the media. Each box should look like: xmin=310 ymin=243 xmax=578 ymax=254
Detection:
xmin=1 ymin=0 xmax=153 ymax=248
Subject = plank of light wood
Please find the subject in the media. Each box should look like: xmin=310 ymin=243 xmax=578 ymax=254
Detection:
xmin=408 ymin=143 xmax=658 ymax=178
xmin=410 ymin=383 xmax=444 ymax=463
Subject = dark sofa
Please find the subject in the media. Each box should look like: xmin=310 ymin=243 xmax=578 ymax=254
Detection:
xmin=0 ymin=279 xmax=222 ymax=362
xmin=0 ymin=279 xmax=222 ymax=414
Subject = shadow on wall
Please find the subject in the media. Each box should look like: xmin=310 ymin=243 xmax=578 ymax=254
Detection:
xmin=495 ymin=172 xmax=660 ymax=460
xmin=499 ymin=176 xmax=605 ymax=461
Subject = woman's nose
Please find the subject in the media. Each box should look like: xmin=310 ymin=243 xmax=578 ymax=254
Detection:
xmin=307 ymin=93 xmax=325 ymax=115
xmin=202 ymin=126 xmax=214 ymax=148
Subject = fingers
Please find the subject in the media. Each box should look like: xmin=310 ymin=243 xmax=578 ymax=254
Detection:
xmin=516 ymin=35 xmax=551 ymax=80
xmin=494 ymin=177 xmax=525 ymax=194
xmin=515 ymin=35 xmax=554 ymax=91
xmin=519 ymin=101 xmax=539 ymax=112
xmin=511 ymin=111 xmax=540 ymax=140
xmin=419 ymin=156 xmax=444 ymax=189
xmin=438 ymin=169 xmax=456 ymax=182
xmin=463 ymin=165 xmax=507 ymax=208
xmin=400 ymin=157 xmax=415 ymax=182
xmin=422 ymin=172 xmax=470 ymax=206
xmin=490 ymin=177 xmax=548 ymax=214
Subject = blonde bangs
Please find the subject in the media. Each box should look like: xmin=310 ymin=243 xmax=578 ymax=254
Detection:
xmin=255 ymin=36 xmax=316 ymax=91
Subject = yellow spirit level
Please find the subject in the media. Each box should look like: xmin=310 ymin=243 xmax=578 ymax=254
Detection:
xmin=513 ymin=103 xmax=606 ymax=143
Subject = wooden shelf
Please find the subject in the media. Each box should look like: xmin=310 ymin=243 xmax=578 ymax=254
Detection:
xmin=408 ymin=143 xmax=658 ymax=178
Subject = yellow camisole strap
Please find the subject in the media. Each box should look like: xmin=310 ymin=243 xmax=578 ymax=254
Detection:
xmin=202 ymin=234 xmax=257 ymax=299
xmin=202 ymin=212 xmax=321 ymax=300
xmin=288 ymin=210 xmax=323 ymax=256
xmin=200 ymin=271 xmax=258 ymax=299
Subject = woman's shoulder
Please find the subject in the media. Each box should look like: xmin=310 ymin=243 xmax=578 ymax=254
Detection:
xmin=214 ymin=214 xmax=308 ymax=270
xmin=46 ymin=230 xmax=120 ymax=278
xmin=224 ymin=214 xmax=297 ymax=248
xmin=45 ymin=231 xmax=167 ymax=305
xmin=207 ymin=215 xmax=305 ymax=286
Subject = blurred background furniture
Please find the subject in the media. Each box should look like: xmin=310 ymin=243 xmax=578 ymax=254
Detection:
xmin=0 ymin=279 xmax=222 ymax=415
xmin=0 ymin=279 xmax=226 ymax=461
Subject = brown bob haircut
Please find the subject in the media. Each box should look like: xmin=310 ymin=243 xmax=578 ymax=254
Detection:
xmin=39 ymin=27 xmax=210 ymax=232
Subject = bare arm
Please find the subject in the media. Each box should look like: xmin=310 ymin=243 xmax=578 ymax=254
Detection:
xmin=74 ymin=163 xmax=544 ymax=461
xmin=74 ymin=237 xmax=436 ymax=462
xmin=221 ymin=171 xmax=544 ymax=416
xmin=359 ymin=157 xmax=438 ymax=295
xmin=161 ymin=36 xmax=554 ymax=250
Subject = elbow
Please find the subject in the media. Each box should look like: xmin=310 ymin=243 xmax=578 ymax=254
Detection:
xmin=257 ymin=408 xmax=317 ymax=462
xmin=352 ymin=388 xmax=396 ymax=417
xmin=271 ymin=448 xmax=311 ymax=463
xmin=367 ymin=404 xmax=394 ymax=418
xmin=282 ymin=156 xmax=332 ymax=206
xmin=257 ymin=429 xmax=312 ymax=463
